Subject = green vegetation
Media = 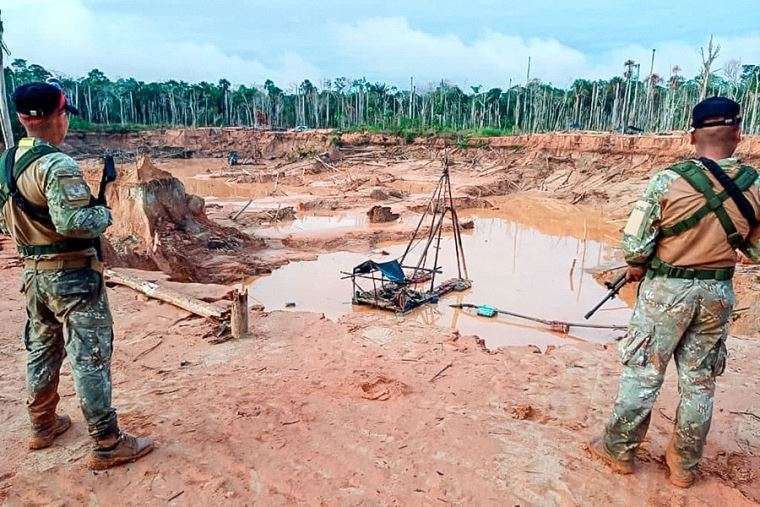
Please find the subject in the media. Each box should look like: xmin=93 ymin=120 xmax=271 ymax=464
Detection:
xmin=4 ymin=49 xmax=760 ymax=138
xmin=68 ymin=117 xmax=162 ymax=134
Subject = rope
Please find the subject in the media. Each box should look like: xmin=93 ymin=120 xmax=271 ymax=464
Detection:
xmin=451 ymin=303 xmax=627 ymax=332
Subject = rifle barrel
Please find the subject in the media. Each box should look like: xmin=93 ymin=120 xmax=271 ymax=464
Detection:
xmin=584 ymin=273 xmax=627 ymax=320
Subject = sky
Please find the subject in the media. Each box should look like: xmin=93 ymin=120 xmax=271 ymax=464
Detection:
xmin=2 ymin=0 xmax=760 ymax=90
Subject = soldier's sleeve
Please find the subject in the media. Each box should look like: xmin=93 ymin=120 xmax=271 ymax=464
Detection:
xmin=42 ymin=153 xmax=112 ymax=239
xmin=621 ymin=170 xmax=677 ymax=266
xmin=743 ymin=179 xmax=760 ymax=263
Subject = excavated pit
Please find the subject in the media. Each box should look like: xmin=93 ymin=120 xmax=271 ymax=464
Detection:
xmin=75 ymin=130 xmax=760 ymax=337
xmin=246 ymin=204 xmax=632 ymax=349
xmin=2 ymin=130 xmax=759 ymax=505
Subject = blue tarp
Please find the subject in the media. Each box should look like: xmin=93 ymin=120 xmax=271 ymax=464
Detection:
xmin=352 ymin=259 xmax=406 ymax=283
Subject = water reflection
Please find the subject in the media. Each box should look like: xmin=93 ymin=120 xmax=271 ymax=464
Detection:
xmin=248 ymin=216 xmax=631 ymax=349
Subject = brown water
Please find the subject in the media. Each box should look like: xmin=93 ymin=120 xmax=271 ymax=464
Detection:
xmin=255 ymin=212 xmax=420 ymax=238
xmin=248 ymin=214 xmax=631 ymax=350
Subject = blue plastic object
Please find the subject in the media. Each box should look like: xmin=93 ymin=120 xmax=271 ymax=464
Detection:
xmin=476 ymin=305 xmax=497 ymax=318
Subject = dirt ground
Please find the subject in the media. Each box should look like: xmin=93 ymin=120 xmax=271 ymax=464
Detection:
xmin=1 ymin=131 xmax=759 ymax=505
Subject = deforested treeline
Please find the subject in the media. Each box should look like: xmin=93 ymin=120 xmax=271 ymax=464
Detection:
xmin=4 ymin=51 xmax=760 ymax=136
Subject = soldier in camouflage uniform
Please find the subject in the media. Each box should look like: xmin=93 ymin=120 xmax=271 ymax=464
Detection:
xmin=0 ymin=82 xmax=153 ymax=470
xmin=589 ymin=97 xmax=760 ymax=487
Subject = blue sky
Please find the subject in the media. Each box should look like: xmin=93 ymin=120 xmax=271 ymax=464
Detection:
xmin=3 ymin=0 xmax=759 ymax=89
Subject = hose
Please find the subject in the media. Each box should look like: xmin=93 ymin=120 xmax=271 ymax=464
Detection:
xmin=450 ymin=303 xmax=627 ymax=332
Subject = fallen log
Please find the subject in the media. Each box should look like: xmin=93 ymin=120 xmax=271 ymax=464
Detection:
xmin=231 ymin=199 xmax=254 ymax=221
xmin=105 ymin=269 xmax=226 ymax=319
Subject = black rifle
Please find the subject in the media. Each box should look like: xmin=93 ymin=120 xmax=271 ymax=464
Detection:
xmin=96 ymin=154 xmax=117 ymax=205
xmin=584 ymin=273 xmax=627 ymax=320
xmin=92 ymin=154 xmax=117 ymax=260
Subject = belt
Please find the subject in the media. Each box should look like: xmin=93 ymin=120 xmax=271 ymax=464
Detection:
xmin=647 ymin=257 xmax=734 ymax=281
xmin=24 ymin=256 xmax=103 ymax=273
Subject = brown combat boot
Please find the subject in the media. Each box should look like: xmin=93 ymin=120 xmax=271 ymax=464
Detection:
xmin=587 ymin=437 xmax=635 ymax=475
xmin=86 ymin=432 xmax=154 ymax=470
xmin=665 ymin=440 xmax=695 ymax=488
xmin=28 ymin=414 xmax=72 ymax=450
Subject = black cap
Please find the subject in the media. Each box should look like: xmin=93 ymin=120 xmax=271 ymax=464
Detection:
xmin=691 ymin=96 xmax=741 ymax=129
xmin=12 ymin=81 xmax=79 ymax=118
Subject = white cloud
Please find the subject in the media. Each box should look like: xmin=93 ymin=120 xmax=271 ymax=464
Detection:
xmin=331 ymin=17 xmax=589 ymax=87
xmin=2 ymin=2 xmax=759 ymax=89
xmin=332 ymin=17 xmax=760 ymax=87
xmin=1 ymin=0 xmax=321 ymax=86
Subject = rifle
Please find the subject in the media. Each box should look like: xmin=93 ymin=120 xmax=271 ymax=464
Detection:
xmin=92 ymin=154 xmax=117 ymax=260
xmin=584 ymin=273 xmax=627 ymax=320
xmin=96 ymin=154 xmax=117 ymax=205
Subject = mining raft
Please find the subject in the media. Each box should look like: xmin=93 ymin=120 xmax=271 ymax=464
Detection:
xmin=343 ymin=157 xmax=471 ymax=313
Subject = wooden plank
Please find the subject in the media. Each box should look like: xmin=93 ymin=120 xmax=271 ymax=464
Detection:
xmin=105 ymin=268 xmax=226 ymax=319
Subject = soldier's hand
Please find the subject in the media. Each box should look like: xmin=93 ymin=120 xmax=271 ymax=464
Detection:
xmin=625 ymin=265 xmax=646 ymax=282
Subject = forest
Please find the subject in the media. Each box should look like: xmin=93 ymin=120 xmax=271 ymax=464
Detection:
xmin=4 ymin=46 xmax=760 ymax=138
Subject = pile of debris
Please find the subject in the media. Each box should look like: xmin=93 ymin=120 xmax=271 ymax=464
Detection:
xmin=367 ymin=206 xmax=399 ymax=223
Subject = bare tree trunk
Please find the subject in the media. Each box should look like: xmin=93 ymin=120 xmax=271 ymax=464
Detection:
xmin=0 ymin=10 xmax=15 ymax=149
xmin=699 ymin=35 xmax=721 ymax=101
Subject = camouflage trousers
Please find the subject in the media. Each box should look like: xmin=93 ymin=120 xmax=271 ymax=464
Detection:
xmin=603 ymin=275 xmax=732 ymax=470
xmin=22 ymin=266 xmax=118 ymax=438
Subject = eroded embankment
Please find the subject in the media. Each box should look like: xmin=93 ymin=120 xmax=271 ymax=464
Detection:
xmin=62 ymin=128 xmax=760 ymax=162
xmin=64 ymin=128 xmax=760 ymax=215
xmin=69 ymin=130 xmax=760 ymax=334
xmin=1 ymin=131 xmax=759 ymax=504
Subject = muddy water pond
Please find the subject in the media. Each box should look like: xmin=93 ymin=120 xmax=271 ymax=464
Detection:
xmin=256 ymin=212 xmax=419 ymax=238
xmin=249 ymin=212 xmax=632 ymax=350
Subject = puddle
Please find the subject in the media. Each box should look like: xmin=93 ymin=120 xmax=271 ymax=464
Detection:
xmin=256 ymin=212 xmax=418 ymax=237
xmin=248 ymin=215 xmax=632 ymax=350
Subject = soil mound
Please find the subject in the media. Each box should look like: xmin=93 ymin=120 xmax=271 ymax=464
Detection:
xmin=103 ymin=156 xmax=270 ymax=283
xmin=367 ymin=205 xmax=399 ymax=223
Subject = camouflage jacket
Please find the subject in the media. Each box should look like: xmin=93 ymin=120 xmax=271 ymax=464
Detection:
xmin=0 ymin=137 xmax=111 ymax=255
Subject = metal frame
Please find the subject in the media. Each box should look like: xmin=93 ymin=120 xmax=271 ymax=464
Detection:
xmin=343 ymin=155 xmax=471 ymax=314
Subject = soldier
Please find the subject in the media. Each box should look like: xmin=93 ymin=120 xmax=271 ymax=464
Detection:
xmin=589 ymin=97 xmax=760 ymax=487
xmin=0 ymin=82 xmax=153 ymax=470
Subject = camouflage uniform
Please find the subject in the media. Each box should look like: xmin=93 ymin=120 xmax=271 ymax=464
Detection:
xmin=0 ymin=138 xmax=117 ymax=438
xmin=603 ymin=158 xmax=760 ymax=471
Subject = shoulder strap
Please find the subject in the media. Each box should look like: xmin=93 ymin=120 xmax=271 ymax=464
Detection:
xmin=2 ymin=145 xmax=98 ymax=258
xmin=4 ymin=144 xmax=60 ymax=226
xmin=699 ymin=157 xmax=759 ymax=228
xmin=661 ymin=165 xmax=758 ymax=238
xmin=668 ymin=161 xmax=745 ymax=249
xmin=0 ymin=147 xmax=19 ymax=209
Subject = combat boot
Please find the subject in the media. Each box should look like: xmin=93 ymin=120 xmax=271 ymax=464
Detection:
xmin=587 ymin=437 xmax=635 ymax=474
xmin=665 ymin=440 xmax=695 ymax=488
xmin=86 ymin=431 xmax=154 ymax=470
xmin=28 ymin=414 xmax=72 ymax=450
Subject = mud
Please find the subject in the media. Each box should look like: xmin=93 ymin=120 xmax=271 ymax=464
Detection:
xmin=247 ymin=211 xmax=630 ymax=350
xmin=1 ymin=131 xmax=759 ymax=504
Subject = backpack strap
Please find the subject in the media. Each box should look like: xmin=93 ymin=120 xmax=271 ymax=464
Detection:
xmin=661 ymin=165 xmax=758 ymax=238
xmin=700 ymin=157 xmax=759 ymax=228
xmin=1 ymin=144 xmax=98 ymax=258
xmin=0 ymin=147 xmax=19 ymax=210
xmin=662 ymin=161 xmax=745 ymax=250
xmin=3 ymin=144 xmax=60 ymax=226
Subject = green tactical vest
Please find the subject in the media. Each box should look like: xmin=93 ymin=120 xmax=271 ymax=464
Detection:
xmin=648 ymin=160 xmax=758 ymax=280
xmin=0 ymin=144 xmax=97 ymax=257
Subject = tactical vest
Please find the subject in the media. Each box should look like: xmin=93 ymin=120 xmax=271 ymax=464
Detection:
xmin=648 ymin=160 xmax=759 ymax=281
xmin=0 ymin=144 xmax=97 ymax=257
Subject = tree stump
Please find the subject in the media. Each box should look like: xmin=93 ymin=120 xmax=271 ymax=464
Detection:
xmin=230 ymin=288 xmax=249 ymax=339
